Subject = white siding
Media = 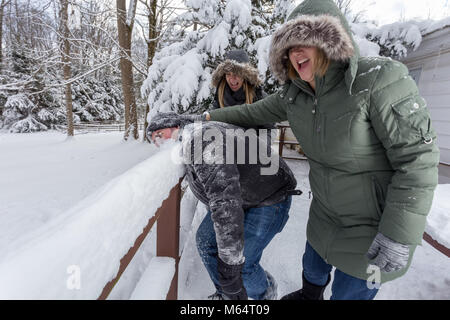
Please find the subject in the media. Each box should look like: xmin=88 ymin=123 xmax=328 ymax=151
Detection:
xmin=402 ymin=27 xmax=450 ymax=164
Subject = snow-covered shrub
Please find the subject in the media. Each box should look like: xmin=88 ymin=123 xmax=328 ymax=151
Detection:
xmin=141 ymin=0 xmax=294 ymax=118
xmin=0 ymin=50 xmax=125 ymax=132
xmin=71 ymin=78 xmax=124 ymax=123
xmin=0 ymin=51 xmax=64 ymax=133
xmin=351 ymin=20 xmax=423 ymax=59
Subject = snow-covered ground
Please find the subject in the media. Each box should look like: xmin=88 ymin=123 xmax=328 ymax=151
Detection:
xmin=0 ymin=132 xmax=155 ymax=253
xmin=0 ymin=131 xmax=449 ymax=299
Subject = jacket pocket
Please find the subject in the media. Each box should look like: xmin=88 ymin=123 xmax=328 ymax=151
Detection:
xmin=391 ymin=95 xmax=434 ymax=144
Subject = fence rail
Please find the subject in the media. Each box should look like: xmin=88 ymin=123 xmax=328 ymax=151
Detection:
xmin=98 ymin=178 xmax=182 ymax=300
xmin=72 ymin=122 xmax=145 ymax=132
xmin=423 ymin=232 xmax=450 ymax=258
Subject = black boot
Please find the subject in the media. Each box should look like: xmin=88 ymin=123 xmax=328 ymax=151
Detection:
xmin=281 ymin=272 xmax=330 ymax=300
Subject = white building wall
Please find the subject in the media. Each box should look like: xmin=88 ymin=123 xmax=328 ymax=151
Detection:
xmin=402 ymin=27 xmax=450 ymax=164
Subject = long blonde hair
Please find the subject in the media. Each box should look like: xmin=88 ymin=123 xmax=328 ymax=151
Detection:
xmin=217 ymin=78 xmax=255 ymax=108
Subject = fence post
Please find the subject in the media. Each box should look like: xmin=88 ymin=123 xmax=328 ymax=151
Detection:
xmin=157 ymin=178 xmax=182 ymax=300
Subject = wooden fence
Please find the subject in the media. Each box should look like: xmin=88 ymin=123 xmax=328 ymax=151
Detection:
xmin=98 ymin=178 xmax=182 ymax=300
xmin=73 ymin=122 xmax=145 ymax=133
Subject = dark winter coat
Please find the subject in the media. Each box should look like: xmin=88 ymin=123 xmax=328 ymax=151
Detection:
xmin=208 ymin=0 xmax=440 ymax=283
xmin=210 ymin=49 xmax=273 ymax=135
xmin=210 ymin=49 xmax=266 ymax=111
xmin=179 ymin=121 xmax=298 ymax=265
xmin=211 ymin=85 xmax=267 ymax=111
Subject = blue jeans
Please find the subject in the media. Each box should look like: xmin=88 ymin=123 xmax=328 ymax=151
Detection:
xmin=196 ymin=196 xmax=292 ymax=300
xmin=302 ymin=242 xmax=379 ymax=300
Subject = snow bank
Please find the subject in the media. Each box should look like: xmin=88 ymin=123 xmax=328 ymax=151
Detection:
xmin=0 ymin=143 xmax=185 ymax=299
xmin=129 ymin=257 xmax=176 ymax=300
xmin=426 ymin=184 xmax=450 ymax=249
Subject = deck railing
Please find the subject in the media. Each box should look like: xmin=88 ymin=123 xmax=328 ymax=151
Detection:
xmin=98 ymin=178 xmax=183 ymax=300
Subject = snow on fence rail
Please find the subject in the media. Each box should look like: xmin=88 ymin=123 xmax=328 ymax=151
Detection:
xmin=99 ymin=176 xmax=183 ymax=300
xmin=0 ymin=144 xmax=185 ymax=299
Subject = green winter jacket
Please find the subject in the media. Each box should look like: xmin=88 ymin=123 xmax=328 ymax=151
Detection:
xmin=208 ymin=0 xmax=440 ymax=283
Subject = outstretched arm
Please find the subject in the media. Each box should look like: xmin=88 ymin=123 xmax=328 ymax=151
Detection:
xmin=207 ymin=91 xmax=288 ymax=127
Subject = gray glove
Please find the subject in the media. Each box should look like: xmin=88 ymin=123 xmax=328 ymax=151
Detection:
xmin=366 ymin=232 xmax=410 ymax=273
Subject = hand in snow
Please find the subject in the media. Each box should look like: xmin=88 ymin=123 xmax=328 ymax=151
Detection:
xmin=217 ymin=257 xmax=248 ymax=300
xmin=366 ymin=232 xmax=410 ymax=273
xmin=146 ymin=112 xmax=205 ymax=139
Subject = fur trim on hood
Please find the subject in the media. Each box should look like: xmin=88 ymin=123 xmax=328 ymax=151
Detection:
xmin=269 ymin=14 xmax=354 ymax=83
xmin=211 ymin=59 xmax=262 ymax=88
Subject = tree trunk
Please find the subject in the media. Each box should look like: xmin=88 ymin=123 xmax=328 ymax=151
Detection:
xmin=0 ymin=0 xmax=11 ymax=68
xmin=142 ymin=0 xmax=158 ymax=141
xmin=0 ymin=1 xmax=4 ymax=69
xmin=60 ymin=0 xmax=74 ymax=137
xmin=116 ymin=0 xmax=138 ymax=140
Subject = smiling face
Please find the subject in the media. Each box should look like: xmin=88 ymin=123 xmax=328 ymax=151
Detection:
xmin=225 ymin=72 xmax=244 ymax=92
xmin=151 ymin=127 xmax=179 ymax=147
xmin=288 ymin=46 xmax=318 ymax=87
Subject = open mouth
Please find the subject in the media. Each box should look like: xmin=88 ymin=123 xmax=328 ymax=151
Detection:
xmin=297 ymin=58 xmax=310 ymax=71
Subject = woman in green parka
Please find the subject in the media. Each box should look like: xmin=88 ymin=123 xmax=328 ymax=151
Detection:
xmin=202 ymin=0 xmax=440 ymax=299
xmin=146 ymin=0 xmax=439 ymax=299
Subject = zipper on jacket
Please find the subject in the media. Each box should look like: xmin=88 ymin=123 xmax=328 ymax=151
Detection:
xmin=312 ymin=97 xmax=317 ymax=115
xmin=313 ymin=96 xmax=326 ymax=156
xmin=312 ymin=97 xmax=318 ymax=143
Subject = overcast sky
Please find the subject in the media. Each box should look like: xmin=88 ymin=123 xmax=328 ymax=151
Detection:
xmin=349 ymin=0 xmax=450 ymax=25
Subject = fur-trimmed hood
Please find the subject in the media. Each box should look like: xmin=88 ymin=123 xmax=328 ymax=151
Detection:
xmin=269 ymin=0 xmax=360 ymax=85
xmin=211 ymin=60 xmax=262 ymax=88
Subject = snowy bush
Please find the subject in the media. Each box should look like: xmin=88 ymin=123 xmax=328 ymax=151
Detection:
xmin=0 ymin=51 xmax=64 ymax=133
xmin=141 ymin=0 xmax=294 ymax=118
xmin=350 ymin=16 xmax=450 ymax=59
xmin=71 ymin=78 xmax=124 ymax=123
xmin=0 ymin=50 xmax=124 ymax=132
xmin=354 ymin=21 xmax=422 ymax=59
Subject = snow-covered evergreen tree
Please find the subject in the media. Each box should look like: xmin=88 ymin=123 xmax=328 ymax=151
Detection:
xmin=352 ymin=21 xmax=422 ymax=59
xmin=0 ymin=51 xmax=64 ymax=133
xmin=141 ymin=0 xmax=294 ymax=118
xmin=0 ymin=50 xmax=124 ymax=132
xmin=71 ymin=78 xmax=124 ymax=123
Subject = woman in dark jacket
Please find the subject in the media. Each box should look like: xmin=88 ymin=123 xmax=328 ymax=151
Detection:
xmin=211 ymin=49 xmax=266 ymax=110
